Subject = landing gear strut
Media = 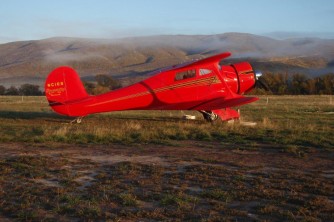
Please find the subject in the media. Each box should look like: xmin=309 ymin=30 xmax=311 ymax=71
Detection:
xmin=199 ymin=111 xmax=218 ymax=122
xmin=70 ymin=116 xmax=84 ymax=124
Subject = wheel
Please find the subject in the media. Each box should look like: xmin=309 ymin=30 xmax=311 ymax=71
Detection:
xmin=76 ymin=118 xmax=82 ymax=124
xmin=201 ymin=111 xmax=218 ymax=122
xmin=70 ymin=116 xmax=84 ymax=124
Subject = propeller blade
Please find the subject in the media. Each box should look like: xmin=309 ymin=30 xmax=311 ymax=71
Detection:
xmin=254 ymin=70 xmax=272 ymax=93
xmin=257 ymin=78 xmax=271 ymax=92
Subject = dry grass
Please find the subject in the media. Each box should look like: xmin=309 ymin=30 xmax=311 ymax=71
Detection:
xmin=0 ymin=143 xmax=333 ymax=221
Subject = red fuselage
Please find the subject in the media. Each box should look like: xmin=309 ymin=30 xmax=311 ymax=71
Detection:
xmin=45 ymin=52 xmax=258 ymax=121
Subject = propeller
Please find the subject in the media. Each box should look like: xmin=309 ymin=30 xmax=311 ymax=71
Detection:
xmin=254 ymin=71 xmax=272 ymax=92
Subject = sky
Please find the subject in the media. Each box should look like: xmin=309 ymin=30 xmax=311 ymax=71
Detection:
xmin=1 ymin=0 xmax=334 ymax=43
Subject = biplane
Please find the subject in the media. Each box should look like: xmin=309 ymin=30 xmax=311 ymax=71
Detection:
xmin=45 ymin=52 xmax=263 ymax=123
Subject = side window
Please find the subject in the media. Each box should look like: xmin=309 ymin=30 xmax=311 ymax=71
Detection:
xmin=175 ymin=69 xmax=196 ymax=81
xmin=199 ymin=68 xmax=213 ymax=76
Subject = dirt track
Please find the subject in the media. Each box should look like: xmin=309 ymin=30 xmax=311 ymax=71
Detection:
xmin=0 ymin=142 xmax=333 ymax=221
xmin=1 ymin=141 xmax=333 ymax=171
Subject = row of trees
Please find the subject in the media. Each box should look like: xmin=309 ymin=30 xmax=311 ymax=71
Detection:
xmin=83 ymin=74 xmax=122 ymax=95
xmin=0 ymin=75 xmax=123 ymax=96
xmin=0 ymin=84 xmax=43 ymax=96
xmin=253 ymin=73 xmax=334 ymax=95
xmin=0 ymin=73 xmax=333 ymax=96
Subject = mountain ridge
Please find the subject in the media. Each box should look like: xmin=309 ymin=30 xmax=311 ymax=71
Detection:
xmin=0 ymin=32 xmax=333 ymax=87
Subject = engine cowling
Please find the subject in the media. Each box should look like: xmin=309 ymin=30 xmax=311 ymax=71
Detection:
xmin=221 ymin=62 xmax=256 ymax=94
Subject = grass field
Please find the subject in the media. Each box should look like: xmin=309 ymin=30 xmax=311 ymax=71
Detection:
xmin=0 ymin=95 xmax=333 ymax=221
xmin=0 ymin=95 xmax=333 ymax=149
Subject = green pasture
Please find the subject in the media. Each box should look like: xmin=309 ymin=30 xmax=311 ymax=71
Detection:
xmin=0 ymin=95 xmax=333 ymax=150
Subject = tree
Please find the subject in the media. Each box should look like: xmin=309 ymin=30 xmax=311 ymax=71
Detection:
xmin=322 ymin=74 xmax=334 ymax=94
xmin=0 ymin=85 xmax=5 ymax=95
xmin=290 ymin=73 xmax=308 ymax=95
xmin=19 ymin=84 xmax=43 ymax=96
xmin=5 ymin=86 xmax=19 ymax=95
xmin=306 ymin=79 xmax=317 ymax=94
xmin=83 ymin=81 xmax=96 ymax=95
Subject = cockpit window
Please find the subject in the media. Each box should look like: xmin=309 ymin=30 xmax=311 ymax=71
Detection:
xmin=175 ymin=69 xmax=196 ymax=81
xmin=199 ymin=69 xmax=213 ymax=76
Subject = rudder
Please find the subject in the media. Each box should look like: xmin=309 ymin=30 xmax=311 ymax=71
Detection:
xmin=45 ymin=66 xmax=89 ymax=116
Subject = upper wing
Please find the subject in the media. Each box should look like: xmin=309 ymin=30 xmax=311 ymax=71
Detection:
xmin=148 ymin=52 xmax=232 ymax=75
xmin=179 ymin=52 xmax=231 ymax=69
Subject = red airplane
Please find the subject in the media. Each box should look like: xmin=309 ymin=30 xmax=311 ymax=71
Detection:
xmin=45 ymin=52 xmax=262 ymax=123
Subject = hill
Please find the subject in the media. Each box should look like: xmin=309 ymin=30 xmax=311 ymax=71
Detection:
xmin=0 ymin=33 xmax=333 ymax=87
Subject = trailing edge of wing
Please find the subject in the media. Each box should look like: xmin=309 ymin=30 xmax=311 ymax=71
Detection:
xmin=190 ymin=95 xmax=258 ymax=110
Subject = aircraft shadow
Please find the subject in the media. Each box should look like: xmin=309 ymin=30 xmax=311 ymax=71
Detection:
xmin=0 ymin=110 xmax=204 ymax=124
xmin=0 ymin=111 xmax=71 ymax=122
xmin=104 ymin=115 xmax=202 ymax=123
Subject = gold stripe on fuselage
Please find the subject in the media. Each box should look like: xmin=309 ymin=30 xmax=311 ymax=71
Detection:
xmin=88 ymin=75 xmax=221 ymax=107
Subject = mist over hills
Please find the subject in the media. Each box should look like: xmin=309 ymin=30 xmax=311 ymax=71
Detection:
xmin=0 ymin=32 xmax=333 ymax=87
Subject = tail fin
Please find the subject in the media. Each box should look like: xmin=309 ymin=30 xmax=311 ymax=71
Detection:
xmin=45 ymin=66 xmax=89 ymax=116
